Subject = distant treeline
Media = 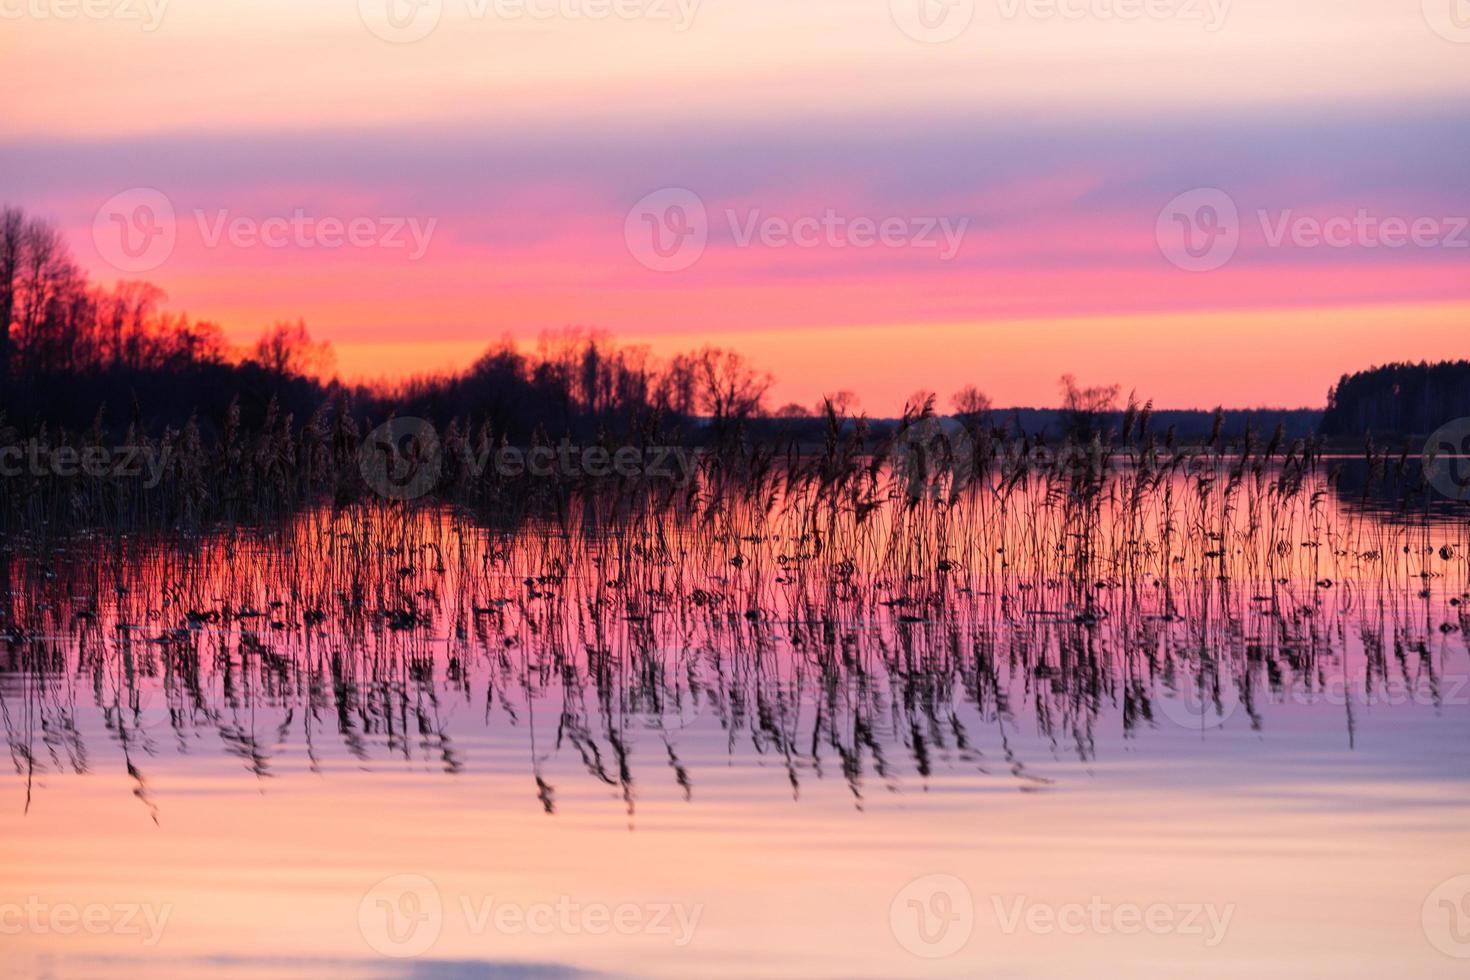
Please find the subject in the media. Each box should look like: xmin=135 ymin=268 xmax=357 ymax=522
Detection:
xmin=0 ymin=204 xmax=770 ymax=443
xmin=1 ymin=202 xmax=1461 ymax=447
xmin=971 ymin=407 xmax=1323 ymax=443
xmin=1 ymin=204 xmax=339 ymax=433
xmin=1320 ymin=361 xmax=1470 ymax=439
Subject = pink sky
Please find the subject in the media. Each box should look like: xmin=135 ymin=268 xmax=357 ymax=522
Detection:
xmin=3 ymin=0 xmax=1469 ymax=411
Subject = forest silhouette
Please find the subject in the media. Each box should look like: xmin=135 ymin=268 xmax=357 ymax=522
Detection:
xmin=2 ymin=203 xmax=1465 ymax=444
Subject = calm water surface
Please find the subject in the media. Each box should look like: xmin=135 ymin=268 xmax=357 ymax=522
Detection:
xmin=3 ymin=466 xmax=1469 ymax=977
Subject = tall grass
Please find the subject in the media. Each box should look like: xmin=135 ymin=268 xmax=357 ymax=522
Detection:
xmin=1 ymin=414 xmax=1465 ymax=814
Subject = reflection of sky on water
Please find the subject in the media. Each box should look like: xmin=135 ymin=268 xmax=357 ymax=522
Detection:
xmin=2 ymin=472 xmax=1468 ymax=978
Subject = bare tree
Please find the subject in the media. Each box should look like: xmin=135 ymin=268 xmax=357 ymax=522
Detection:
xmin=951 ymin=384 xmax=992 ymax=423
xmin=252 ymin=319 xmax=335 ymax=380
xmin=656 ymin=352 xmax=698 ymax=418
xmin=820 ymin=390 xmax=860 ymax=417
xmin=5 ymin=214 xmax=90 ymax=377
xmin=0 ymin=205 xmax=22 ymax=387
xmin=686 ymin=346 xmax=772 ymax=437
xmin=1058 ymin=373 xmax=1121 ymax=440
xmin=16 ymin=217 xmax=69 ymax=342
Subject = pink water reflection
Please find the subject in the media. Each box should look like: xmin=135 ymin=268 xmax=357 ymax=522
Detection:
xmin=3 ymin=469 xmax=1469 ymax=977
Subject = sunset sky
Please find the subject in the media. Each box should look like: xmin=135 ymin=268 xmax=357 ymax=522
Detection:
xmin=3 ymin=0 xmax=1468 ymax=411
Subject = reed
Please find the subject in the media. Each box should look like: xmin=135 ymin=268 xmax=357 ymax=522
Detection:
xmin=1 ymin=423 xmax=1465 ymax=815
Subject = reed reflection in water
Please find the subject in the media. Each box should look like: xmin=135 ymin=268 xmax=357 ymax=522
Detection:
xmin=2 ymin=460 xmax=1468 ymax=978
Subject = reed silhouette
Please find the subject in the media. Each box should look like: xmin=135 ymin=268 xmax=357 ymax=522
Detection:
xmin=2 ymin=448 xmax=1465 ymax=820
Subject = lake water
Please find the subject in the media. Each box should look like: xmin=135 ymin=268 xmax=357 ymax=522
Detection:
xmin=3 ymin=462 xmax=1469 ymax=977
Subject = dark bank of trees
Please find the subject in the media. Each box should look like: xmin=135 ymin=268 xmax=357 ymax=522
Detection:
xmin=0 ymin=204 xmax=335 ymax=432
xmin=1320 ymin=361 xmax=1470 ymax=439
xmin=0 ymin=204 xmax=776 ymax=441
xmin=375 ymin=330 xmax=774 ymax=444
xmin=9 ymin=201 xmax=1462 ymax=448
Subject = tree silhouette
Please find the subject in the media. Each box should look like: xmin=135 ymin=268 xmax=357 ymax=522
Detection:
xmin=1320 ymin=361 xmax=1470 ymax=437
xmin=1058 ymin=373 xmax=1121 ymax=439
xmin=951 ymin=384 xmax=992 ymax=423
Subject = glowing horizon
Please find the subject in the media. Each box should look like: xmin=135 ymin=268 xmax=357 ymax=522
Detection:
xmin=4 ymin=0 xmax=1468 ymax=412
